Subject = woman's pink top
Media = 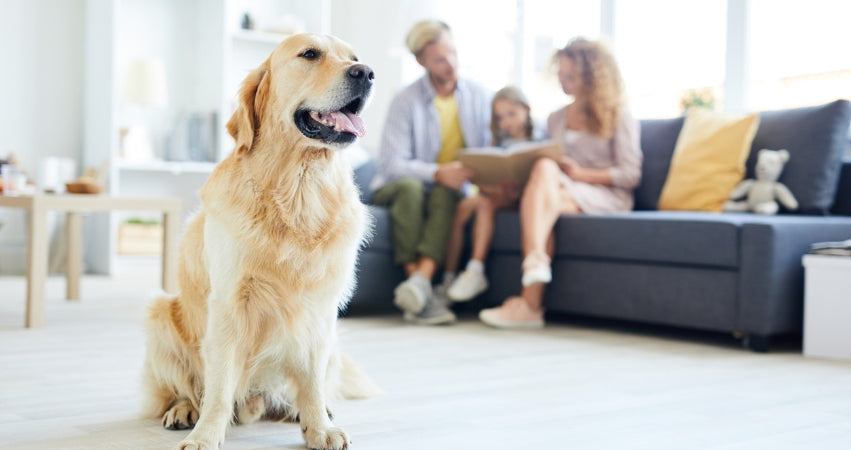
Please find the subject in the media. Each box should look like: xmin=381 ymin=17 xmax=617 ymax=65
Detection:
xmin=546 ymin=106 xmax=643 ymax=213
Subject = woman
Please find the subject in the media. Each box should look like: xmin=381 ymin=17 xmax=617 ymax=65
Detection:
xmin=479 ymin=37 xmax=643 ymax=329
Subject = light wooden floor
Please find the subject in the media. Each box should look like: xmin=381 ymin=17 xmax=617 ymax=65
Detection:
xmin=2 ymin=257 xmax=851 ymax=449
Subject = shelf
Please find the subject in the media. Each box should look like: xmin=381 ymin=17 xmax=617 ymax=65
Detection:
xmin=116 ymin=160 xmax=216 ymax=175
xmin=231 ymin=29 xmax=291 ymax=45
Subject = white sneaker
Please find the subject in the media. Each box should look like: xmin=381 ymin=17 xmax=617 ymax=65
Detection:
xmin=521 ymin=251 xmax=552 ymax=287
xmin=447 ymin=269 xmax=489 ymax=302
xmin=521 ymin=266 xmax=552 ymax=287
xmin=393 ymin=273 xmax=431 ymax=315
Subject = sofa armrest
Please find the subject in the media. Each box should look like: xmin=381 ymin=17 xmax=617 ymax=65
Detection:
xmin=736 ymin=216 xmax=851 ymax=335
xmin=830 ymin=157 xmax=851 ymax=216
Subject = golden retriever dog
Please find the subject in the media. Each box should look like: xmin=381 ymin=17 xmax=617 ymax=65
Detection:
xmin=141 ymin=33 xmax=378 ymax=450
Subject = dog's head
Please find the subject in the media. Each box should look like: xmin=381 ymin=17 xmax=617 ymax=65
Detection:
xmin=227 ymin=33 xmax=374 ymax=154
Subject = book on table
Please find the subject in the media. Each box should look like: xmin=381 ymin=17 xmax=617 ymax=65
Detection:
xmin=458 ymin=140 xmax=562 ymax=186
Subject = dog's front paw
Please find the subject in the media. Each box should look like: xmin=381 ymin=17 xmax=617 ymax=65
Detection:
xmin=174 ymin=439 xmax=216 ymax=450
xmin=163 ymin=399 xmax=198 ymax=430
xmin=303 ymin=426 xmax=350 ymax=450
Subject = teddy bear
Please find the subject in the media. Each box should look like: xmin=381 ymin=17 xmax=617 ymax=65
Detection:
xmin=723 ymin=149 xmax=798 ymax=215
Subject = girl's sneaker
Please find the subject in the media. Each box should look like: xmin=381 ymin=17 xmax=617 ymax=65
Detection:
xmin=447 ymin=269 xmax=489 ymax=302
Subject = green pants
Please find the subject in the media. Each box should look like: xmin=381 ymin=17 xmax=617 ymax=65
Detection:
xmin=372 ymin=178 xmax=462 ymax=266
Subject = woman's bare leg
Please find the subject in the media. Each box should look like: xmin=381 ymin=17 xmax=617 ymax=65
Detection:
xmin=520 ymin=159 xmax=577 ymax=257
xmin=516 ymin=159 xmax=576 ymax=311
xmin=520 ymin=232 xmax=556 ymax=310
xmin=479 ymin=160 xmax=580 ymax=328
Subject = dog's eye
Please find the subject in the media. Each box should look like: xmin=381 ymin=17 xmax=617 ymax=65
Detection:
xmin=299 ymin=49 xmax=319 ymax=60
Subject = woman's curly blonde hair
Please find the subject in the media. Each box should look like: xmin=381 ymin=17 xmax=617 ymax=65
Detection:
xmin=557 ymin=37 xmax=624 ymax=138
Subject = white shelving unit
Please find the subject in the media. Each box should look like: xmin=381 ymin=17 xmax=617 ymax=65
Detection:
xmin=218 ymin=0 xmax=330 ymax=158
xmin=231 ymin=29 xmax=292 ymax=45
xmin=82 ymin=0 xmax=328 ymax=274
xmin=114 ymin=160 xmax=218 ymax=175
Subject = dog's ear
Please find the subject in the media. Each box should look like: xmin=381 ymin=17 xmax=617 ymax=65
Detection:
xmin=227 ymin=62 xmax=271 ymax=154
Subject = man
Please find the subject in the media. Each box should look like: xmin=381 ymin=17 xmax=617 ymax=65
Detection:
xmin=370 ymin=20 xmax=492 ymax=325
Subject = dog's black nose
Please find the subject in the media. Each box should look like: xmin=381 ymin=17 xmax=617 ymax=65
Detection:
xmin=348 ymin=64 xmax=375 ymax=85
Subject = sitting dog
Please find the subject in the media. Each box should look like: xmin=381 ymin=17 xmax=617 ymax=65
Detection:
xmin=141 ymin=33 xmax=378 ymax=450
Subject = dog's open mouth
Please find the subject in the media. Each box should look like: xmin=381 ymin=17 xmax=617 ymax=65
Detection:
xmin=295 ymin=97 xmax=365 ymax=145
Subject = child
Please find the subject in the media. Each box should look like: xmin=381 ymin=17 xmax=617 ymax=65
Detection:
xmin=441 ymin=86 xmax=542 ymax=302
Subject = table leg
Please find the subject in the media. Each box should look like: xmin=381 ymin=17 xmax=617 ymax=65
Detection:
xmin=66 ymin=211 xmax=82 ymax=300
xmin=161 ymin=208 xmax=180 ymax=294
xmin=25 ymin=201 xmax=48 ymax=328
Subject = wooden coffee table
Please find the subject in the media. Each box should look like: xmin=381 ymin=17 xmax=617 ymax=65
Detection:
xmin=0 ymin=193 xmax=181 ymax=328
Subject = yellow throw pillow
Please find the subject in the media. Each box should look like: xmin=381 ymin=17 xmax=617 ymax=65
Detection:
xmin=657 ymin=108 xmax=760 ymax=212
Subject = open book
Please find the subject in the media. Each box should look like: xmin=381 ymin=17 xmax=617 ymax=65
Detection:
xmin=458 ymin=140 xmax=562 ymax=186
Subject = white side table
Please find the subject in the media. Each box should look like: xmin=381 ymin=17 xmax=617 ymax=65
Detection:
xmin=0 ymin=193 xmax=181 ymax=328
xmin=802 ymin=254 xmax=851 ymax=360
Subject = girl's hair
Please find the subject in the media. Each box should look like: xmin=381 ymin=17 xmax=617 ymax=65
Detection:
xmin=556 ymin=37 xmax=624 ymax=138
xmin=490 ymin=86 xmax=534 ymax=146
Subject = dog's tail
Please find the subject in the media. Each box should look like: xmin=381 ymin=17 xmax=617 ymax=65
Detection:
xmin=327 ymin=351 xmax=383 ymax=401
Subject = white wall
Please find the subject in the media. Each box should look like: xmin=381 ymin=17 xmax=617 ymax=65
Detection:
xmin=0 ymin=0 xmax=85 ymax=274
xmin=0 ymin=0 xmax=85 ymax=173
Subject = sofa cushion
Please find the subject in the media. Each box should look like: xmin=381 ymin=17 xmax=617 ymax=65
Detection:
xmin=490 ymin=210 xmax=744 ymax=268
xmin=658 ymin=109 xmax=760 ymax=212
xmin=553 ymin=211 xmax=743 ymax=268
xmin=634 ymin=117 xmax=683 ymax=210
xmin=747 ymin=99 xmax=851 ymax=215
xmin=353 ymin=158 xmax=378 ymax=203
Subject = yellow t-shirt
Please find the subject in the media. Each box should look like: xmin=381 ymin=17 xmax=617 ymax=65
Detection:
xmin=433 ymin=95 xmax=466 ymax=164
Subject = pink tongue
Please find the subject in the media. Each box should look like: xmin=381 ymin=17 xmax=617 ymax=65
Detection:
xmin=328 ymin=111 xmax=365 ymax=137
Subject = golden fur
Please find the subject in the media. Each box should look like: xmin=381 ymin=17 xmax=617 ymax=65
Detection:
xmin=141 ymin=33 xmax=378 ymax=450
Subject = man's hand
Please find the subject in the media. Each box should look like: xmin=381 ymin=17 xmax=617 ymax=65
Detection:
xmin=435 ymin=161 xmax=474 ymax=190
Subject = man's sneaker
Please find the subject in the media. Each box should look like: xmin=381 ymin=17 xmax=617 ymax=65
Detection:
xmin=393 ymin=273 xmax=432 ymax=315
xmin=447 ymin=269 xmax=488 ymax=302
xmin=404 ymin=295 xmax=457 ymax=325
xmin=479 ymin=296 xmax=544 ymax=329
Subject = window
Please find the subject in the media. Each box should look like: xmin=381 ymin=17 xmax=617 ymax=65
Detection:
xmin=419 ymin=0 xmax=601 ymax=122
xmin=520 ymin=0 xmax=601 ymax=119
xmin=613 ymin=0 xmax=727 ymax=118
xmin=441 ymin=0 xmax=517 ymax=90
xmin=399 ymin=0 xmax=517 ymax=90
xmin=748 ymin=0 xmax=851 ymax=111
xmin=396 ymin=0 xmax=850 ymax=124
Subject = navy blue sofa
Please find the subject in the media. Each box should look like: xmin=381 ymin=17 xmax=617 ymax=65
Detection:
xmin=348 ymin=100 xmax=851 ymax=351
